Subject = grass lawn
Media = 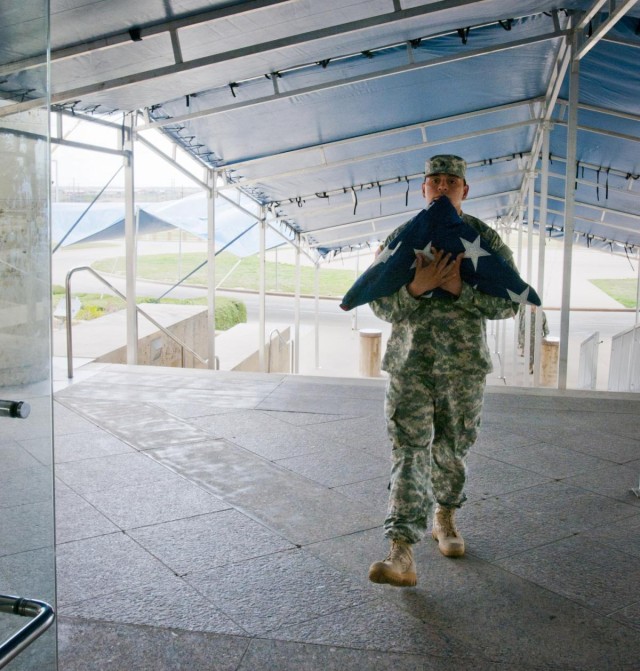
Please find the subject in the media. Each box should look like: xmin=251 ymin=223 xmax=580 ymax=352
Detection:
xmin=91 ymin=251 xmax=356 ymax=297
xmin=589 ymin=279 xmax=638 ymax=308
xmin=52 ymin=288 xmax=246 ymax=330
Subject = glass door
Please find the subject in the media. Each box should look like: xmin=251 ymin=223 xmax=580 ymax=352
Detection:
xmin=0 ymin=0 xmax=56 ymax=669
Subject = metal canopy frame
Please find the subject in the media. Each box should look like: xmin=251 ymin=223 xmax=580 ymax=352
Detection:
xmin=4 ymin=0 xmax=639 ymax=386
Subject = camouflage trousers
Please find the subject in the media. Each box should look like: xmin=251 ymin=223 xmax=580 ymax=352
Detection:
xmin=383 ymin=372 xmax=486 ymax=544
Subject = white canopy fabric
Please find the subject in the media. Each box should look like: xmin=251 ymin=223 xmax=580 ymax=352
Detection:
xmin=52 ymin=193 xmax=288 ymax=254
xmin=2 ymin=1 xmax=639 ymax=255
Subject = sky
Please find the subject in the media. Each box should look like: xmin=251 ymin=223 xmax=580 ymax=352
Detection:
xmin=52 ymin=115 xmax=202 ymax=191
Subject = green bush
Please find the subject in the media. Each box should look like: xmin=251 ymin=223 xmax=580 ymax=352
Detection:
xmin=215 ymin=298 xmax=247 ymax=331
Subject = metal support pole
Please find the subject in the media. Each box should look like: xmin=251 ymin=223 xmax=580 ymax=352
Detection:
xmin=558 ymin=31 xmax=580 ymax=389
xmin=124 ymin=113 xmax=138 ymax=364
xmin=207 ymin=169 xmax=217 ymax=368
xmin=294 ymin=234 xmax=301 ymax=374
xmin=314 ymin=262 xmax=320 ymax=369
xmin=533 ymin=122 xmax=551 ymax=387
xmin=259 ymin=210 xmax=267 ymax=372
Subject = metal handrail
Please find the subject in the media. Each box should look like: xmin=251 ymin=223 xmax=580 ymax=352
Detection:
xmin=267 ymin=328 xmax=294 ymax=374
xmin=0 ymin=595 xmax=55 ymax=669
xmin=65 ymin=266 xmax=209 ymax=378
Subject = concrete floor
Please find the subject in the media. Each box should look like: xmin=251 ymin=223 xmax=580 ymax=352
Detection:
xmin=48 ymin=363 xmax=640 ymax=671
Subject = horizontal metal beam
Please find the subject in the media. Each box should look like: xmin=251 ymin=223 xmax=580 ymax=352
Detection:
xmin=307 ymin=190 xmax=519 ymax=247
xmin=139 ymin=30 xmax=563 ymax=132
xmin=221 ymin=118 xmax=538 ymax=191
xmin=219 ymin=98 xmax=542 ymax=172
xmin=51 ymin=136 xmax=128 ymax=157
xmin=0 ymin=0 xmax=297 ymax=77
xmin=1 ymin=0 xmax=501 ymax=117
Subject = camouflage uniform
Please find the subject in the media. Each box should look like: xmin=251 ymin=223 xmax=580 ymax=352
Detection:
xmin=371 ymin=212 xmax=518 ymax=544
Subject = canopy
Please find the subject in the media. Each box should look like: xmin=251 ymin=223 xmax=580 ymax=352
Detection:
xmin=52 ymin=193 xmax=289 ymax=254
xmin=2 ymin=1 xmax=639 ymax=255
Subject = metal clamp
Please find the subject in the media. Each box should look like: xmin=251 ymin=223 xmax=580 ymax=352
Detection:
xmin=0 ymin=400 xmax=31 ymax=419
xmin=0 ymin=595 xmax=55 ymax=669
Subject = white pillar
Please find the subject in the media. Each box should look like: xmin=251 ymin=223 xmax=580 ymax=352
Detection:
xmin=314 ymin=262 xmax=320 ymax=369
xmin=558 ymin=32 xmax=580 ymax=389
xmin=259 ymin=209 xmax=267 ymax=372
xmin=207 ymin=169 xmax=216 ymax=368
xmin=533 ymin=122 xmax=551 ymax=387
xmin=124 ymin=113 xmax=138 ymax=364
xmin=294 ymin=234 xmax=301 ymax=374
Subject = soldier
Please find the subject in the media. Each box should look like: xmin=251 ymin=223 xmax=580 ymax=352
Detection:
xmin=368 ymin=155 xmax=519 ymax=587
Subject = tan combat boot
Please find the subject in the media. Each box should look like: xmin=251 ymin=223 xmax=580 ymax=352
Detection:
xmin=432 ymin=506 xmax=465 ymax=557
xmin=368 ymin=540 xmax=417 ymax=587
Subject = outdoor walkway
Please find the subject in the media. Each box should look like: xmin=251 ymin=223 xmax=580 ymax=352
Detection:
xmin=51 ymin=363 xmax=640 ymax=670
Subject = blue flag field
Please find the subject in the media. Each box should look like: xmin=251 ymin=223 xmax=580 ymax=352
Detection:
xmin=340 ymin=196 xmax=541 ymax=311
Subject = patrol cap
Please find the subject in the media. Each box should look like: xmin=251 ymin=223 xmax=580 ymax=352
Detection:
xmin=425 ymin=154 xmax=466 ymax=180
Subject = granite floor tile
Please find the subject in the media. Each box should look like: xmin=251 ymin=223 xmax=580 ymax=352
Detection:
xmin=237 ymin=638 xmax=513 ymax=671
xmin=0 ymin=464 xmax=54 ymax=509
xmin=257 ymin=392 xmax=381 ymax=417
xmin=261 ymin=410 xmax=348 ymax=426
xmin=147 ymin=439 xmax=380 ymax=545
xmin=0 ymin=500 xmax=55 ymax=557
xmin=310 ymin=413 xmax=391 ymax=458
xmin=495 ymin=534 xmax=640 ymax=615
xmin=57 ymin=618 xmax=249 ymax=671
xmin=127 ymin=509 xmax=295 ymax=575
xmin=464 ymin=452 xmax=551 ymax=501
xmin=80 ymin=477 xmax=231 ymax=529
xmin=384 ymin=552 xmax=640 ymax=670
xmin=565 ymin=462 xmax=640 ymax=507
xmin=471 ymin=440 xmax=611 ymax=480
xmin=55 ymin=451 xmax=182 ymax=495
xmin=22 ymin=428 xmax=136 ymax=464
xmin=185 ymin=548 xmax=377 ymax=636
xmin=54 ymin=483 xmax=120 ymax=543
xmin=332 ymin=475 xmax=389 ymax=514
xmin=495 ymin=481 xmax=639 ymax=534
xmin=582 ymin=512 xmax=640 ymax=558
xmin=270 ymin=599 xmax=474 ymax=661
xmin=59 ymin=574 xmax=247 ymax=635
xmin=609 ymin=600 xmax=640 ymax=630
xmin=0 ymin=439 xmax=43 ymax=471
xmin=192 ymin=409 xmax=343 ymax=460
xmin=457 ymin=498 xmax=576 ymax=561
xmin=56 ymin=533 xmax=176 ymax=606
xmin=275 ymin=445 xmax=389 ymax=488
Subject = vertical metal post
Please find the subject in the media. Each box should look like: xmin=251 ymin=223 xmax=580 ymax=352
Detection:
xmin=314 ymin=262 xmax=320 ymax=369
xmin=514 ymin=204 xmax=525 ymax=384
xmin=523 ymin=177 xmax=535 ymax=385
xmin=124 ymin=113 xmax=138 ymax=364
xmin=533 ymin=122 xmax=551 ymax=387
xmin=559 ymin=31 xmax=580 ymax=389
xmin=207 ymin=169 xmax=216 ymax=368
xmin=294 ymin=234 xmax=301 ymax=374
xmin=259 ymin=208 xmax=267 ymax=372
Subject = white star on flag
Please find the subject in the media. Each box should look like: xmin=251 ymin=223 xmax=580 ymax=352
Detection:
xmin=410 ymin=241 xmax=434 ymax=269
xmin=460 ymin=235 xmax=491 ymax=270
xmin=371 ymin=240 xmax=402 ymax=268
xmin=507 ymin=287 xmax=531 ymax=304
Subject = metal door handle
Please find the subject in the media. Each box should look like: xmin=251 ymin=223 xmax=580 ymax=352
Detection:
xmin=0 ymin=400 xmax=31 ymax=419
xmin=0 ymin=595 xmax=55 ymax=669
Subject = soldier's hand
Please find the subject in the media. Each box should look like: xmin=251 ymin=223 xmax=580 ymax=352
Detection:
xmin=439 ymin=252 xmax=464 ymax=297
xmin=407 ymin=248 xmax=455 ymax=298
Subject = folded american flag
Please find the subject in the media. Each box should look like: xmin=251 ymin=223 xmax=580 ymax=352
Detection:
xmin=340 ymin=196 xmax=541 ymax=311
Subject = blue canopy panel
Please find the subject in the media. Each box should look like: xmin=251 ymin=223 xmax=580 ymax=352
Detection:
xmin=159 ymin=36 xmax=561 ymax=172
